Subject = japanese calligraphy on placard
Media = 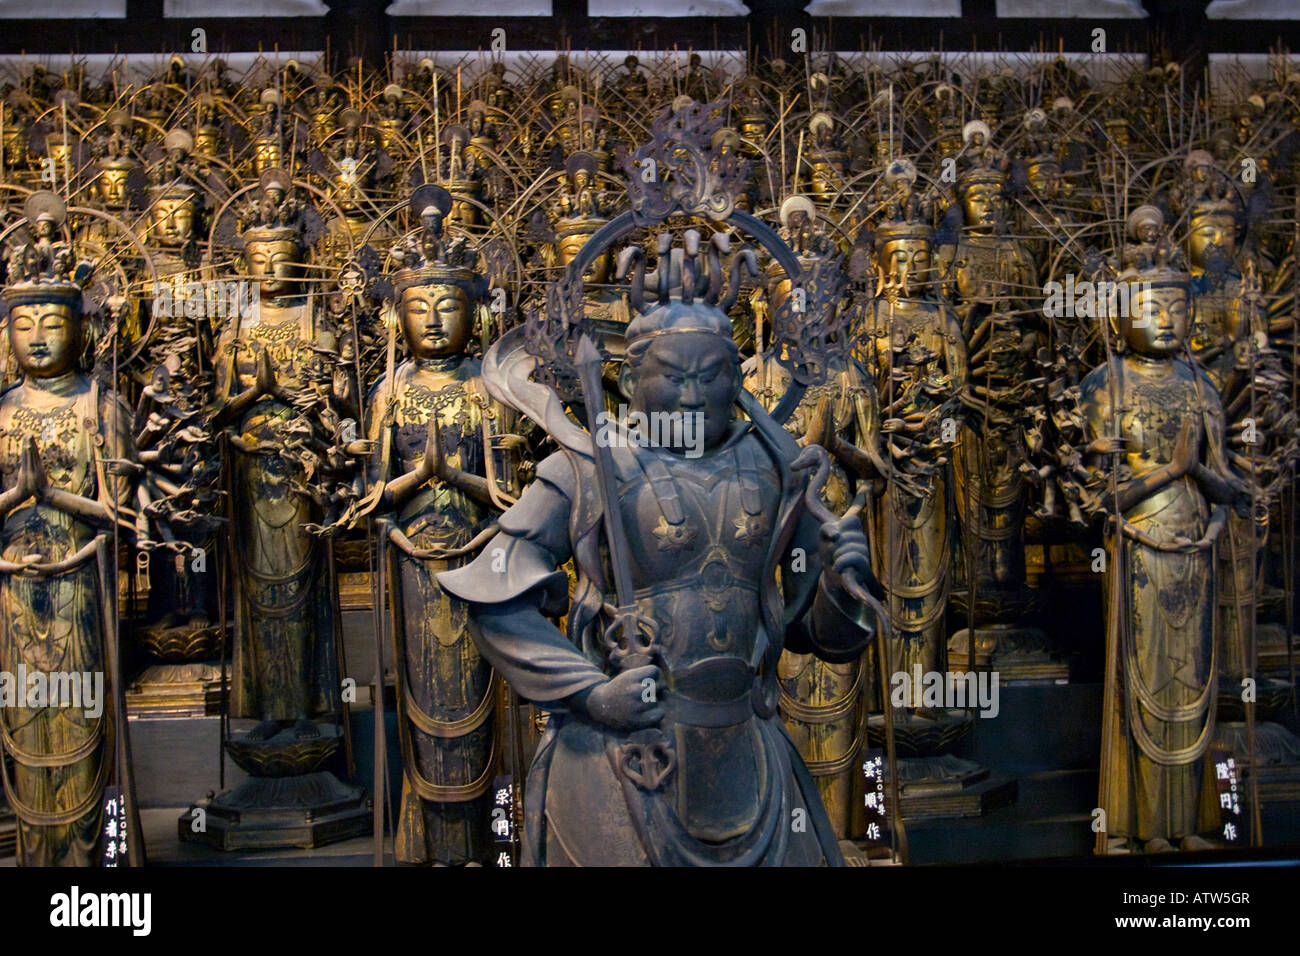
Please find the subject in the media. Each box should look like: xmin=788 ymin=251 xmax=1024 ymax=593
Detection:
xmin=1210 ymin=748 xmax=1243 ymax=844
xmin=490 ymin=774 xmax=515 ymax=867
xmin=101 ymin=786 xmax=129 ymax=867
xmin=861 ymin=749 xmax=891 ymax=849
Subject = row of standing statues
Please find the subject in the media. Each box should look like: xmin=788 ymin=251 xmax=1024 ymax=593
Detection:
xmin=0 ymin=48 xmax=1297 ymax=866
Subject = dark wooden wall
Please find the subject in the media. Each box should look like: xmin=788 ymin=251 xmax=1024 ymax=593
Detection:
xmin=1 ymin=0 xmax=1298 ymax=86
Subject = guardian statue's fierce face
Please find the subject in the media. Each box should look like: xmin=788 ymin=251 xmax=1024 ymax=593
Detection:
xmin=621 ymin=319 xmax=741 ymax=455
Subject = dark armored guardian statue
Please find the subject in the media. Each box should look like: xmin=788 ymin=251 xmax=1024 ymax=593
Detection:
xmin=438 ymin=220 xmax=884 ymax=865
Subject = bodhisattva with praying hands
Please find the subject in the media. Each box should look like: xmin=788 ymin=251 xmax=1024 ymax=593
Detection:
xmin=0 ymin=192 xmax=141 ymax=865
xmin=360 ymin=184 xmax=521 ymax=866
xmin=211 ymin=167 xmax=356 ymax=747
xmin=1080 ymin=248 xmax=1252 ymax=853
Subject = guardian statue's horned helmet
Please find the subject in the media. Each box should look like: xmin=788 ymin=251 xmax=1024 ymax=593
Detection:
xmin=618 ymin=230 xmax=753 ymax=363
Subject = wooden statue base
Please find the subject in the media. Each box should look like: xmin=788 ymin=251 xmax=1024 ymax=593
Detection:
xmin=178 ymin=770 xmax=371 ymax=851
xmin=1255 ymin=624 xmax=1300 ymax=682
xmin=867 ymin=710 xmax=974 ymax=757
xmin=126 ymin=662 xmax=226 ymax=718
xmin=948 ymin=625 xmax=1069 ymax=683
xmin=1214 ymin=721 xmax=1300 ymax=804
xmin=1216 ymin=676 xmax=1294 ymax=721
xmin=890 ymin=754 xmax=1019 ymax=821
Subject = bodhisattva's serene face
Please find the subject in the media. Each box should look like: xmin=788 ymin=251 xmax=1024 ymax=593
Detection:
xmin=1188 ymin=215 xmax=1236 ymax=268
xmin=622 ymin=331 xmax=740 ymax=454
xmin=245 ymin=238 xmax=301 ymax=297
xmin=1127 ymin=285 xmax=1189 ymax=357
xmin=400 ymin=283 xmax=470 ymax=359
xmin=962 ymin=181 xmax=1003 ymax=230
xmin=878 ymin=238 xmax=932 ymax=293
xmin=150 ymin=197 xmax=196 ymax=246
xmin=45 ymin=138 xmax=70 ymax=168
xmin=3 ymin=126 xmax=27 ymax=164
xmin=558 ymin=233 xmax=612 ymax=283
xmin=448 ymin=197 xmax=481 ymax=228
xmin=9 ymin=302 xmax=81 ymax=378
xmin=97 ymin=168 xmax=130 ymax=208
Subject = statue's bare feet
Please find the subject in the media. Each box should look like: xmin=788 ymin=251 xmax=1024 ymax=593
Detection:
xmin=1143 ymin=837 xmax=1175 ymax=854
xmin=293 ymin=717 xmax=320 ymax=739
xmin=247 ymin=719 xmax=281 ymax=742
xmin=1180 ymin=835 xmax=1214 ymax=852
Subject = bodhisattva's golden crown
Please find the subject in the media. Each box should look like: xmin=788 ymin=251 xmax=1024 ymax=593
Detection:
xmin=875 ymin=158 xmax=934 ymax=244
xmin=2 ymin=192 xmax=90 ymax=312
xmin=391 ymin=183 xmax=483 ymax=296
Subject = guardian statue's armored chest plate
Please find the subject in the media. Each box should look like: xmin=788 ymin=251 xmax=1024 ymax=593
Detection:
xmin=620 ymin=432 xmax=779 ymax=669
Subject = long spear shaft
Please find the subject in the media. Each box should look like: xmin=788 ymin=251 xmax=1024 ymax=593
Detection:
xmin=574 ymin=334 xmax=645 ymax=670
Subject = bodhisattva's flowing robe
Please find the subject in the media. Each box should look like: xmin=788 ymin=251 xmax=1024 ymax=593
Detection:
xmin=1082 ymin=355 xmax=1220 ymax=841
xmin=215 ymin=304 xmax=338 ymax=723
xmin=368 ymin=356 xmax=508 ymax=865
xmin=858 ymin=296 xmax=968 ymax=689
xmin=747 ymin=358 xmax=878 ymax=839
xmin=0 ymin=374 xmax=133 ymax=865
